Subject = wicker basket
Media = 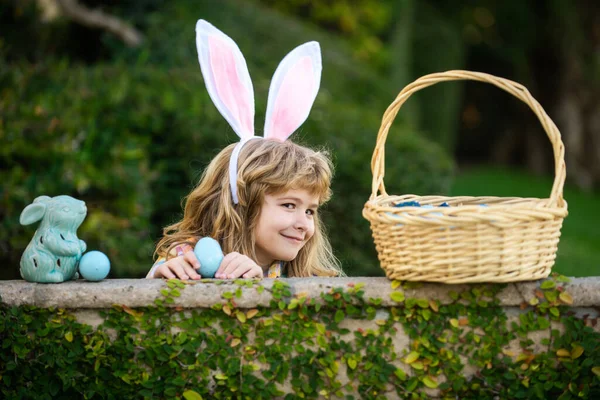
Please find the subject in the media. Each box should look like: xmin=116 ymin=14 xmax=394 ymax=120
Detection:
xmin=362 ymin=70 xmax=569 ymax=283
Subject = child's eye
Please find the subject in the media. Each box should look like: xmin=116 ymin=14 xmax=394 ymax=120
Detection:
xmin=306 ymin=209 xmax=316 ymax=216
xmin=282 ymin=203 xmax=295 ymax=209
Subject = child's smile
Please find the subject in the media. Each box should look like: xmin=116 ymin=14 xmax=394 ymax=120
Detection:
xmin=254 ymin=188 xmax=318 ymax=268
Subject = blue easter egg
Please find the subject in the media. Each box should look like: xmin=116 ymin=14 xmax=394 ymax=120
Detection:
xmin=395 ymin=201 xmax=421 ymax=208
xmin=79 ymin=251 xmax=110 ymax=281
xmin=194 ymin=237 xmax=224 ymax=278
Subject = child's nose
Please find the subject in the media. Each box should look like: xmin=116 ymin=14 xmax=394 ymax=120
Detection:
xmin=294 ymin=212 xmax=309 ymax=230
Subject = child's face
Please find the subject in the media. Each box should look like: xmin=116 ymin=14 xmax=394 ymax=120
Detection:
xmin=254 ymin=188 xmax=318 ymax=267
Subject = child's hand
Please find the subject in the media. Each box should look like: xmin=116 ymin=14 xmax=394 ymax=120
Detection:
xmin=153 ymin=251 xmax=202 ymax=280
xmin=215 ymin=252 xmax=263 ymax=279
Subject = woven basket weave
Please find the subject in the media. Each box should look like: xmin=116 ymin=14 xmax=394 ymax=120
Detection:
xmin=362 ymin=71 xmax=568 ymax=283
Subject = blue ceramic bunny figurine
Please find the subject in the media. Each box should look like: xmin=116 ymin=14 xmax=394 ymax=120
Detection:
xmin=19 ymin=195 xmax=87 ymax=283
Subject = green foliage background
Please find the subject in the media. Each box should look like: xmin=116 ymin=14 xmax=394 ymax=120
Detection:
xmin=4 ymin=0 xmax=599 ymax=278
xmin=0 ymin=0 xmax=455 ymax=278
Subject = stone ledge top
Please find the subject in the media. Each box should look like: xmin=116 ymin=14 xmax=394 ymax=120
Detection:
xmin=1 ymin=277 xmax=599 ymax=309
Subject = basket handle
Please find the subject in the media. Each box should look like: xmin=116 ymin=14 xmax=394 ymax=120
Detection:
xmin=370 ymin=70 xmax=566 ymax=207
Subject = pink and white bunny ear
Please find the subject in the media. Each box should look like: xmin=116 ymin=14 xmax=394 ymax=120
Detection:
xmin=196 ymin=20 xmax=255 ymax=139
xmin=264 ymin=42 xmax=322 ymax=141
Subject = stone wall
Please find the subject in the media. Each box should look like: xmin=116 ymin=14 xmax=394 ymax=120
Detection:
xmin=3 ymin=277 xmax=600 ymax=310
xmin=1 ymin=277 xmax=599 ymax=398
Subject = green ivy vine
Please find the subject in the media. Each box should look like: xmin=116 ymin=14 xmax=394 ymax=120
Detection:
xmin=0 ymin=274 xmax=598 ymax=399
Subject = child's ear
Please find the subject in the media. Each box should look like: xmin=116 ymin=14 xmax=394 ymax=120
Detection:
xmin=196 ymin=19 xmax=255 ymax=139
xmin=264 ymin=42 xmax=322 ymax=142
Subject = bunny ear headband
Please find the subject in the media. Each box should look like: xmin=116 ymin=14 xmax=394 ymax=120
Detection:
xmin=196 ymin=19 xmax=322 ymax=204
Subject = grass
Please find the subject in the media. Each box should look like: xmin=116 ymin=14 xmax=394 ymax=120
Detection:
xmin=450 ymin=166 xmax=600 ymax=277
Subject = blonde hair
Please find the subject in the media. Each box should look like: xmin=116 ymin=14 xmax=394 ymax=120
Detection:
xmin=154 ymin=139 xmax=343 ymax=277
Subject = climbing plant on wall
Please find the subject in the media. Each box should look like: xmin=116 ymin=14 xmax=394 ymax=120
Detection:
xmin=1 ymin=275 xmax=598 ymax=399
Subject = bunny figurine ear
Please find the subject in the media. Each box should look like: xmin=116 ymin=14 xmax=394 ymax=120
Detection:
xmin=20 ymin=202 xmax=47 ymax=226
xmin=264 ymin=41 xmax=322 ymax=141
xmin=196 ymin=20 xmax=255 ymax=138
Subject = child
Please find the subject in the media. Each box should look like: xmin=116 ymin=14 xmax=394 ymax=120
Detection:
xmin=146 ymin=20 xmax=343 ymax=279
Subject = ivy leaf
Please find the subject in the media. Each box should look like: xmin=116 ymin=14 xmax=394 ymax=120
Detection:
xmin=429 ymin=300 xmax=439 ymax=312
xmin=545 ymin=291 xmax=558 ymax=303
xmin=334 ymin=310 xmax=345 ymax=324
xmin=406 ymin=378 xmax=419 ymax=392
xmin=222 ymin=305 xmax=232 ymax=316
xmin=183 ymin=390 xmax=203 ymax=400
xmin=404 ymin=351 xmax=420 ymax=364
xmin=64 ymin=332 xmax=73 ymax=342
xmin=236 ymin=312 xmax=247 ymax=323
xmin=166 ymin=279 xmax=179 ymax=288
xmin=450 ymin=318 xmax=459 ymax=328
xmin=538 ymin=317 xmax=550 ymax=329
xmin=214 ymin=374 xmax=228 ymax=380
xmin=540 ymin=281 xmax=556 ymax=289
xmin=417 ymin=299 xmax=429 ymax=308
xmin=369 ymin=298 xmax=382 ymax=306
xmin=222 ymin=292 xmax=233 ymax=299
xmin=422 ymin=376 xmax=438 ymax=389
xmin=571 ymin=345 xmax=584 ymax=359
xmin=390 ymin=291 xmax=405 ymax=303
xmin=246 ymin=309 xmax=259 ymax=319
xmin=347 ymin=359 xmax=357 ymax=370
xmin=556 ymin=349 xmax=570 ymax=357
xmin=394 ymin=368 xmax=406 ymax=380
xmin=391 ymin=280 xmax=401 ymax=290
xmin=411 ymin=361 xmax=424 ymax=370
xmin=549 ymin=307 xmax=560 ymax=317
xmin=529 ymin=297 xmax=539 ymax=306
xmin=230 ymin=338 xmax=241 ymax=347
xmin=559 ymin=292 xmax=573 ymax=305
xmin=592 ymin=367 xmax=600 ymax=377
xmin=317 ymin=335 xmax=327 ymax=347
xmin=316 ymin=323 xmax=326 ymax=335
xmin=288 ymin=299 xmax=299 ymax=310
xmin=422 ymin=310 xmax=432 ymax=321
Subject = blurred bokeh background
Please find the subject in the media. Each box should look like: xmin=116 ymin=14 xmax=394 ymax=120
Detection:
xmin=1 ymin=0 xmax=599 ymax=279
